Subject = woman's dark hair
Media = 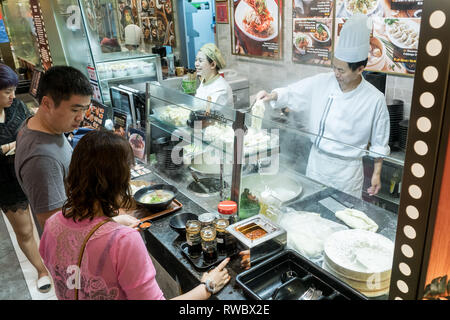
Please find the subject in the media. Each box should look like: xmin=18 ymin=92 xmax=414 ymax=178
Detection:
xmin=348 ymin=58 xmax=369 ymax=72
xmin=0 ymin=64 xmax=19 ymax=90
xmin=63 ymin=130 xmax=136 ymax=222
xmin=206 ymin=56 xmax=220 ymax=73
xmin=37 ymin=66 xmax=93 ymax=106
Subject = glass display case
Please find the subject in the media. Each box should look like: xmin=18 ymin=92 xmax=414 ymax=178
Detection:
xmin=136 ymin=82 xmax=238 ymax=212
xmin=48 ymin=0 xmax=163 ymax=105
xmin=138 ymin=81 xmax=404 ymax=300
xmin=1 ymin=0 xmax=40 ymax=66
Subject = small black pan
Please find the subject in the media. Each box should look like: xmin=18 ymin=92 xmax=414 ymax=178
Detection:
xmin=169 ymin=212 xmax=198 ymax=235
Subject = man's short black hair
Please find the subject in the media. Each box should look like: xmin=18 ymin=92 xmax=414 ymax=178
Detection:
xmin=37 ymin=66 xmax=93 ymax=106
xmin=348 ymin=58 xmax=368 ymax=72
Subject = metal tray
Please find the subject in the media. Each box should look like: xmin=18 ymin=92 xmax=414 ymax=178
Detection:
xmin=236 ymin=249 xmax=368 ymax=300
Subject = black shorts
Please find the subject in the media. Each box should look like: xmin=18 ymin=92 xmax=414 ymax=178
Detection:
xmin=0 ymin=155 xmax=29 ymax=213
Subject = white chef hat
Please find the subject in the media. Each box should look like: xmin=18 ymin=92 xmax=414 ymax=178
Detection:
xmin=334 ymin=14 xmax=371 ymax=63
xmin=124 ymin=24 xmax=143 ymax=46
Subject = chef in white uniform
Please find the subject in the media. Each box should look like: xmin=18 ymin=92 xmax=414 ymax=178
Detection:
xmin=195 ymin=43 xmax=234 ymax=108
xmin=256 ymin=14 xmax=390 ymax=198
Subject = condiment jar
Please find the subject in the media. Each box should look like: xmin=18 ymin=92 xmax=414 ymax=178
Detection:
xmin=200 ymin=226 xmax=217 ymax=263
xmin=198 ymin=212 xmax=217 ymax=228
xmin=214 ymin=218 xmax=229 ymax=255
xmin=218 ymin=200 xmax=238 ymax=225
xmin=185 ymin=220 xmax=202 ymax=258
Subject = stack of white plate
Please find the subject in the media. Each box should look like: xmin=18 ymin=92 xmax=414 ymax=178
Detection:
xmin=323 ymin=229 xmax=394 ymax=298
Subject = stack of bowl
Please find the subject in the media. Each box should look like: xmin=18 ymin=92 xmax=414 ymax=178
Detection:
xmin=323 ymin=229 xmax=394 ymax=298
xmin=387 ymin=100 xmax=404 ymax=150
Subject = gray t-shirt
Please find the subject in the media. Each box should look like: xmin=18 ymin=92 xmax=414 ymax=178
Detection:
xmin=15 ymin=118 xmax=73 ymax=216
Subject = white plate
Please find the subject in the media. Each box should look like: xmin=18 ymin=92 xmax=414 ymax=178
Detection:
xmin=309 ymin=22 xmax=331 ymax=44
xmin=345 ymin=0 xmax=379 ymax=16
xmin=293 ymin=32 xmax=312 ymax=54
xmin=235 ymin=0 xmax=279 ymax=42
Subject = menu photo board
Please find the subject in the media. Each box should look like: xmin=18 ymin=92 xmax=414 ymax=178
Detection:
xmin=128 ymin=127 xmax=146 ymax=161
xmin=231 ymin=0 xmax=283 ymax=59
xmin=335 ymin=0 xmax=422 ymax=76
xmin=292 ymin=1 xmax=334 ymax=66
xmin=29 ymin=68 xmax=43 ymax=98
xmin=82 ymin=100 xmax=106 ymax=129
xmin=113 ymin=110 xmax=128 ymax=138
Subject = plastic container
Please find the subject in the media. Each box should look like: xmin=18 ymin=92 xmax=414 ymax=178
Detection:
xmin=218 ymin=200 xmax=238 ymax=225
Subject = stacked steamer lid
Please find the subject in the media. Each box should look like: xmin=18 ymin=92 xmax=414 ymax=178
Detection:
xmin=387 ymin=99 xmax=404 ymax=150
xmin=399 ymin=119 xmax=409 ymax=151
xmin=323 ymin=229 xmax=394 ymax=298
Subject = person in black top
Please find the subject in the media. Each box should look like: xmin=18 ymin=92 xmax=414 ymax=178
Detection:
xmin=0 ymin=64 xmax=51 ymax=293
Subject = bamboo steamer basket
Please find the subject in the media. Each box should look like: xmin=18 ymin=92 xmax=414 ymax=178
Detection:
xmin=323 ymin=229 xmax=394 ymax=297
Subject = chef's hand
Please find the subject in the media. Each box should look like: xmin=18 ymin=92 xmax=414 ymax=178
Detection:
xmin=367 ymin=174 xmax=382 ymax=196
xmin=239 ymin=250 xmax=251 ymax=270
xmin=201 ymin=257 xmax=231 ymax=294
xmin=255 ymin=90 xmax=277 ymax=102
xmin=113 ymin=214 xmax=140 ymax=227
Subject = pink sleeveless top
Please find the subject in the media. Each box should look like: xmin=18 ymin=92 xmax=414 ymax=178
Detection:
xmin=39 ymin=211 xmax=165 ymax=300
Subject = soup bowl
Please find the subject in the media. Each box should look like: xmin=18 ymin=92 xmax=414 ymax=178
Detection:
xmin=134 ymin=184 xmax=178 ymax=212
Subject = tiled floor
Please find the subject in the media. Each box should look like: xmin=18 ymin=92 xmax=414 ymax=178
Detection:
xmin=0 ymin=210 xmax=57 ymax=300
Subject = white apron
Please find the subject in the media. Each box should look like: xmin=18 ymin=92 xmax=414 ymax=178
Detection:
xmin=306 ymin=145 xmax=363 ymax=198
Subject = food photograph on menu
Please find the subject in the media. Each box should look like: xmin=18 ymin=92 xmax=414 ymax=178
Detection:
xmin=335 ymin=0 xmax=422 ymax=75
xmin=128 ymin=128 xmax=146 ymax=161
xmin=138 ymin=0 xmax=176 ymax=46
xmin=82 ymin=101 xmax=106 ymax=129
xmin=231 ymin=0 xmax=283 ymax=59
xmin=293 ymin=0 xmax=334 ymax=18
xmin=292 ymin=18 xmax=333 ymax=66
xmin=336 ymin=0 xmax=423 ymax=17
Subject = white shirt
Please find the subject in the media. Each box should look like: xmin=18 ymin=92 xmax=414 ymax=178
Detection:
xmin=271 ymin=72 xmax=390 ymax=159
xmin=124 ymin=24 xmax=143 ymax=46
xmin=195 ymin=75 xmax=234 ymax=108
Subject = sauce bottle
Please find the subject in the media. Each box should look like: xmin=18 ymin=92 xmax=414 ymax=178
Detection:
xmin=201 ymin=226 xmax=218 ymax=264
xmin=214 ymin=218 xmax=229 ymax=255
xmin=185 ymin=220 xmax=202 ymax=258
xmin=218 ymin=200 xmax=238 ymax=225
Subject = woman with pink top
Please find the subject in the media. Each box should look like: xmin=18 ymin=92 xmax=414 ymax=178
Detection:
xmin=39 ymin=130 xmax=230 ymax=300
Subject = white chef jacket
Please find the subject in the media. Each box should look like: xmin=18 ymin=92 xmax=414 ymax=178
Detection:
xmin=271 ymin=72 xmax=390 ymax=197
xmin=195 ymin=75 xmax=234 ymax=108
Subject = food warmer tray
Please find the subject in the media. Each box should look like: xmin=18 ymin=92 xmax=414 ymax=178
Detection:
xmin=236 ymin=249 xmax=367 ymax=300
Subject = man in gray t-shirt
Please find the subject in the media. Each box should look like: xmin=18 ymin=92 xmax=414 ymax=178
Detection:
xmin=15 ymin=121 xmax=73 ymax=224
xmin=15 ymin=66 xmax=93 ymax=234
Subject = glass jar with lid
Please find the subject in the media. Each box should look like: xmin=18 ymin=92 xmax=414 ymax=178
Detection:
xmin=218 ymin=200 xmax=238 ymax=225
xmin=185 ymin=220 xmax=202 ymax=258
xmin=200 ymin=226 xmax=218 ymax=263
xmin=214 ymin=218 xmax=229 ymax=255
xmin=198 ymin=212 xmax=217 ymax=228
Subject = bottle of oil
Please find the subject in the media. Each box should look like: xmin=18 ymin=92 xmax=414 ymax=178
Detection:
xmin=201 ymin=226 xmax=218 ymax=264
xmin=186 ymin=220 xmax=202 ymax=258
xmin=390 ymin=170 xmax=401 ymax=198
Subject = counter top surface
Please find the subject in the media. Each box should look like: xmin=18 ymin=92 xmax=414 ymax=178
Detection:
xmin=135 ymin=165 xmax=398 ymax=300
xmin=136 ymin=170 xmax=248 ymax=300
